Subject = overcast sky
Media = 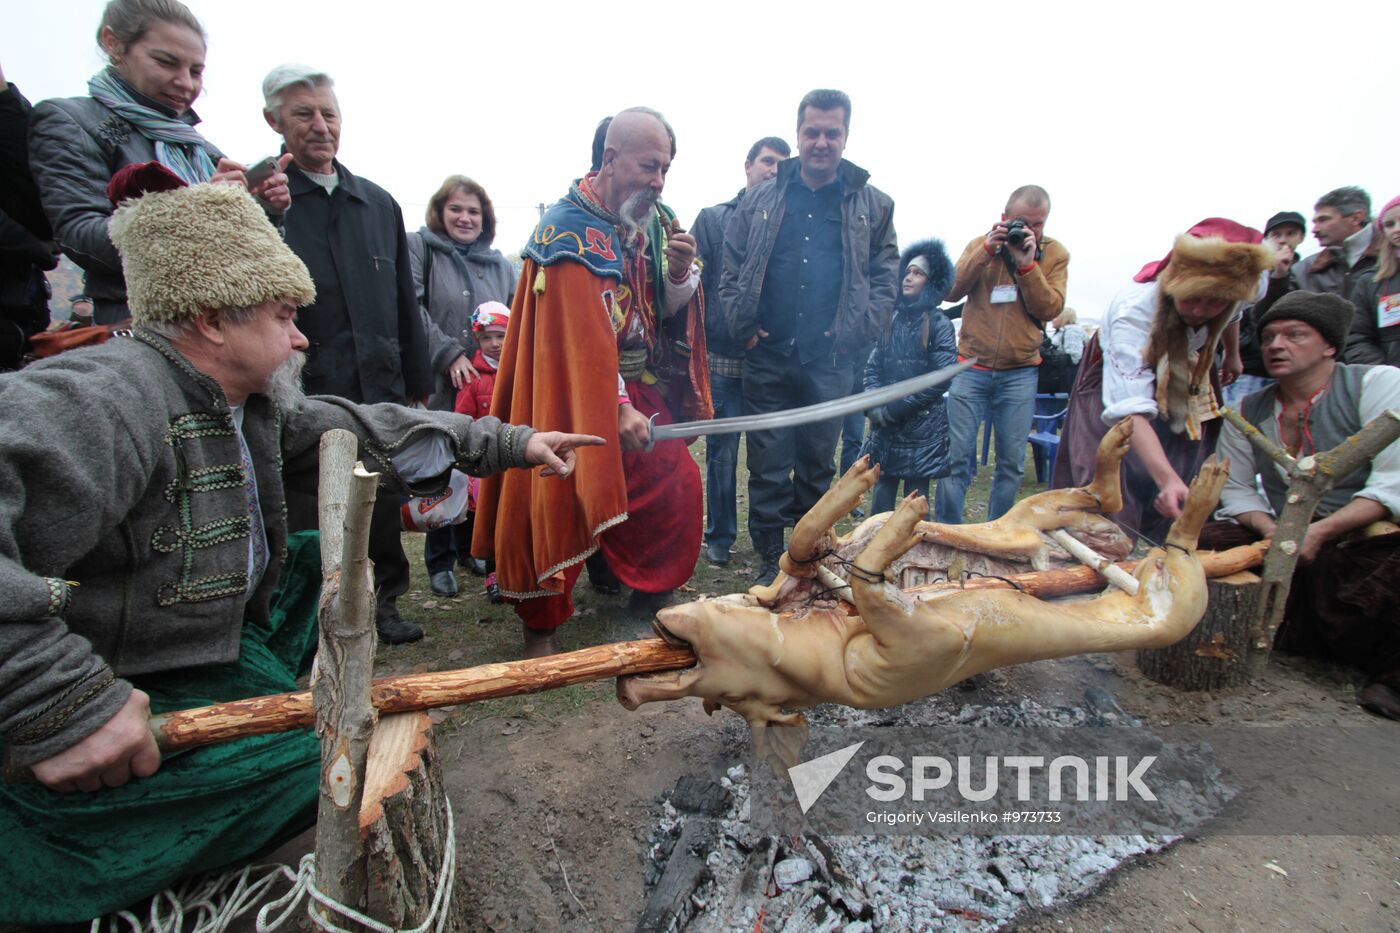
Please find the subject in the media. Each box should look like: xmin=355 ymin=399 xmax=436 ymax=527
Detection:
xmin=7 ymin=0 xmax=1397 ymax=320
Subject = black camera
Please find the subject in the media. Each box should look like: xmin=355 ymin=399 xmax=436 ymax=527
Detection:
xmin=1004 ymin=218 xmax=1030 ymax=249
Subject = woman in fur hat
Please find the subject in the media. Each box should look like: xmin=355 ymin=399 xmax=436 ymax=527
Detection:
xmin=1052 ymin=219 xmax=1274 ymax=545
xmin=860 ymin=239 xmax=958 ymax=514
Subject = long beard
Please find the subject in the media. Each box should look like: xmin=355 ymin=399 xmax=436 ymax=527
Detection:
xmin=264 ymin=351 xmax=307 ymax=411
xmin=617 ymin=189 xmax=657 ymax=248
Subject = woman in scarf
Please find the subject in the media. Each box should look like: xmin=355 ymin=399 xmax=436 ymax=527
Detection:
xmin=29 ymin=0 xmax=291 ymax=323
xmin=1052 ymin=219 xmax=1273 ymax=545
xmin=407 ymin=176 xmax=517 ymax=597
xmin=860 ymin=238 xmax=958 ymax=514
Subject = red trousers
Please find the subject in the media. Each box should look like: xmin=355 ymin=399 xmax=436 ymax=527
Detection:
xmin=514 ymin=381 xmax=701 ymax=630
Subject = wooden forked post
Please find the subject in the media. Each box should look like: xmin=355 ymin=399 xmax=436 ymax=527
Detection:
xmin=1219 ymin=407 xmax=1400 ymax=675
xmin=311 ymin=429 xmax=464 ymax=930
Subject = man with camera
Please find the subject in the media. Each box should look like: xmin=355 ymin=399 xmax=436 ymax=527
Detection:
xmin=933 ymin=185 xmax=1069 ymax=524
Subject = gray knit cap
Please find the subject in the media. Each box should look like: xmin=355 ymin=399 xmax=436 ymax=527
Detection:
xmin=1255 ymin=290 xmax=1355 ymax=352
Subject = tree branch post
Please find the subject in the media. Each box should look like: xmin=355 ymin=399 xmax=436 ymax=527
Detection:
xmin=312 ymin=430 xmax=381 ymax=927
xmin=1222 ymin=407 xmax=1400 ymax=674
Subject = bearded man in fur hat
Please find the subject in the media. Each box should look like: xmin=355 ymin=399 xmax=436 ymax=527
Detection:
xmin=0 ymin=166 xmax=600 ymax=924
xmin=1052 ymin=218 xmax=1274 ymax=546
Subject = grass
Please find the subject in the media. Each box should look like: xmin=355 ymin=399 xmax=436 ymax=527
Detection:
xmin=380 ymin=426 xmax=1049 ymax=727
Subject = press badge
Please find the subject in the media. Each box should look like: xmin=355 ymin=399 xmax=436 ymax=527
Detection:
xmin=1378 ymin=293 xmax=1400 ymax=330
xmin=990 ymin=284 xmax=1019 ymax=304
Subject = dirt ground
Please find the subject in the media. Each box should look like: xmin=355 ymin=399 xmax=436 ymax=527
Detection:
xmin=262 ymin=448 xmax=1398 ymax=932
xmin=264 ymin=554 xmax=1399 ymax=933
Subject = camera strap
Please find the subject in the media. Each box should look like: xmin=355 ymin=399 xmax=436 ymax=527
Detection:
xmin=997 ymin=245 xmax=1045 ymax=332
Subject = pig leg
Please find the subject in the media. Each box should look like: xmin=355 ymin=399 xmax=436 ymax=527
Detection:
xmin=1166 ymin=456 xmax=1229 ymax=552
xmin=1084 ymin=417 xmax=1133 ymax=513
xmin=782 ymin=455 xmax=881 ymax=579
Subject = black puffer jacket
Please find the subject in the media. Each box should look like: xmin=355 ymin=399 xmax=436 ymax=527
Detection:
xmin=861 ymin=238 xmax=957 ymax=478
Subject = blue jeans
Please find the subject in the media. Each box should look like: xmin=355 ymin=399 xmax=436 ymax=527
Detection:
xmin=934 ymin=366 xmax=1038 ymax=523
xmin=704 ymin=373 xmax=745 ymax=552
xmin=839 ymin=409 xmax=866 ymax=475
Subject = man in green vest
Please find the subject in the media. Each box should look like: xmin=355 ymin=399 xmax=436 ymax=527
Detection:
xmin=1208 ymin=291 xmax=1400 ymax=719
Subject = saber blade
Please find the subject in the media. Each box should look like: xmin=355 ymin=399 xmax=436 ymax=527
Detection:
xmin=647 ymin=358 xmax=974 ymax=449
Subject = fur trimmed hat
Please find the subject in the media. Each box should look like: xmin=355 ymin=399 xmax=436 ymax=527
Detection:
xmin=1156 ymin=234 xmax=1275 ymax=304
xmin=1255 ymin=290 xmax=1355 ymax=351
xmin=109 ymin=171 xmax=315 ymax=324
xmin=898 ymin=238 xmax=955 ymax=304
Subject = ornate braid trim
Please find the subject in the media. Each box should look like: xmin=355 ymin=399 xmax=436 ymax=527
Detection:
xmin=165 ymin=412 xmax=235 ymax=444
xmin=532 ymin=512 xmax=630 ymax=584
xmin=10 ymin=669 xmax=117 ymax=746
xmin=157 ymin=571 xmax=248 ymax=607
xmin=151 ymin=516 xmax=252 ymax=554
xmin=44 ymin=578 xmax=70 ymax=616
xmin=163 ymin=464 xmax=244 ymax=503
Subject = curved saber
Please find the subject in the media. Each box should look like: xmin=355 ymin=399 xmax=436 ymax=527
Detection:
xmin=645 ymin=358 xmax=975 ymax=451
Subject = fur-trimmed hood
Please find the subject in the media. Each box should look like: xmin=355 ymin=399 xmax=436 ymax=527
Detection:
xmin=897 ymin=238 xmax=955 ymax=307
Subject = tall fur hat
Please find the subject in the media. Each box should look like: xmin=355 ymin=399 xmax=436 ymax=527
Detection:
xmin=1156 ymin=233 xmax=1275 ymax=304
xmin=108 ymin=167 xmax=315 ymax=324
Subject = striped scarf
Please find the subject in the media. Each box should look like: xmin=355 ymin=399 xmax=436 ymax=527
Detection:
xmin=88 ymin=69 xmax=215 ymax=185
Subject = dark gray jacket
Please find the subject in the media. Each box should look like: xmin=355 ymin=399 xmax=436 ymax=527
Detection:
xmin=0 ymin=331 xmax=533 ymax=767
xmin=283 ymin=161 xmax=432 ymax=404
xmin=1347 ymin=269 xmax=1400 ymax=367
xmin=28 ymin=88 xmax=225 ymax=322
xmin=407 ymin=227 xmax=517 ymax=410
xmin=691 ymin=190 xmax=743 ymax=362
xmin=719 ymin=157 xmax=898 ymax=358
xmin=1294 ymin=227 xmax=1379 ymax=304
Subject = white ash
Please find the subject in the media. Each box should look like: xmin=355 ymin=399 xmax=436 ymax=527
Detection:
xmin=642 ymin=691 xmax=1183 ymax=932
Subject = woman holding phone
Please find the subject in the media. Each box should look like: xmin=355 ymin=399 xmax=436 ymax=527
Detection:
xmin=29 ymin=0 xmax=290 ymax=323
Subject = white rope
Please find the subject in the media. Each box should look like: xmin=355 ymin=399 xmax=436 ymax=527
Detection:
xmin=257 ymin=800 xmax=457 ymax=933
xmin=89 ymin=800 xmax=457 ymax=933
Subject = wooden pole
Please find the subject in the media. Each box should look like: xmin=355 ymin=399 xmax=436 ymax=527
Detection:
xmin=311 ymin=431 xmax=380 ymax=926
xmin=148 ymin=638 xmax=698 ymax=751
xmin=1221 ymin=407 xmax=1400 ymax=673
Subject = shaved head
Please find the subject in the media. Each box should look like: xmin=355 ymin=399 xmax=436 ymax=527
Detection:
xmin=593 ymin=107 xmax=674 ymax=231
xmin=603 ymin=107 xmax=673 ymax=160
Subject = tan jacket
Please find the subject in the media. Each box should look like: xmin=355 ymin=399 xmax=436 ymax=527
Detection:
xmin=949 ymin=234 xmax=1069 ymax=369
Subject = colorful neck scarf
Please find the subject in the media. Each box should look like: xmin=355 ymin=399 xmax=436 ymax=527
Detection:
xmin=88 ymin=68 xmax=215 ymax=185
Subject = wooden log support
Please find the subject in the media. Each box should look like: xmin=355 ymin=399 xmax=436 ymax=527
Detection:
xmin=1221 ymin=407 xmax=1400 ymax=674
xmin=1137 ymin=571 xmax=1261 ymax=690
xmin=360 ymin=712 xmax=465 ymax=930
xmin=313 ymin=431 xmax=380 ymax=925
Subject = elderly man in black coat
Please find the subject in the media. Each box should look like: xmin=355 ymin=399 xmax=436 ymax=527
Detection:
xmin=262 ymin=64 xmax=433 ymax=643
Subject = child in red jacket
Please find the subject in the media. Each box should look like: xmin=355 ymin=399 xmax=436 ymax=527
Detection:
xmin=455 ymin=301 xmax=510 ymax=602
